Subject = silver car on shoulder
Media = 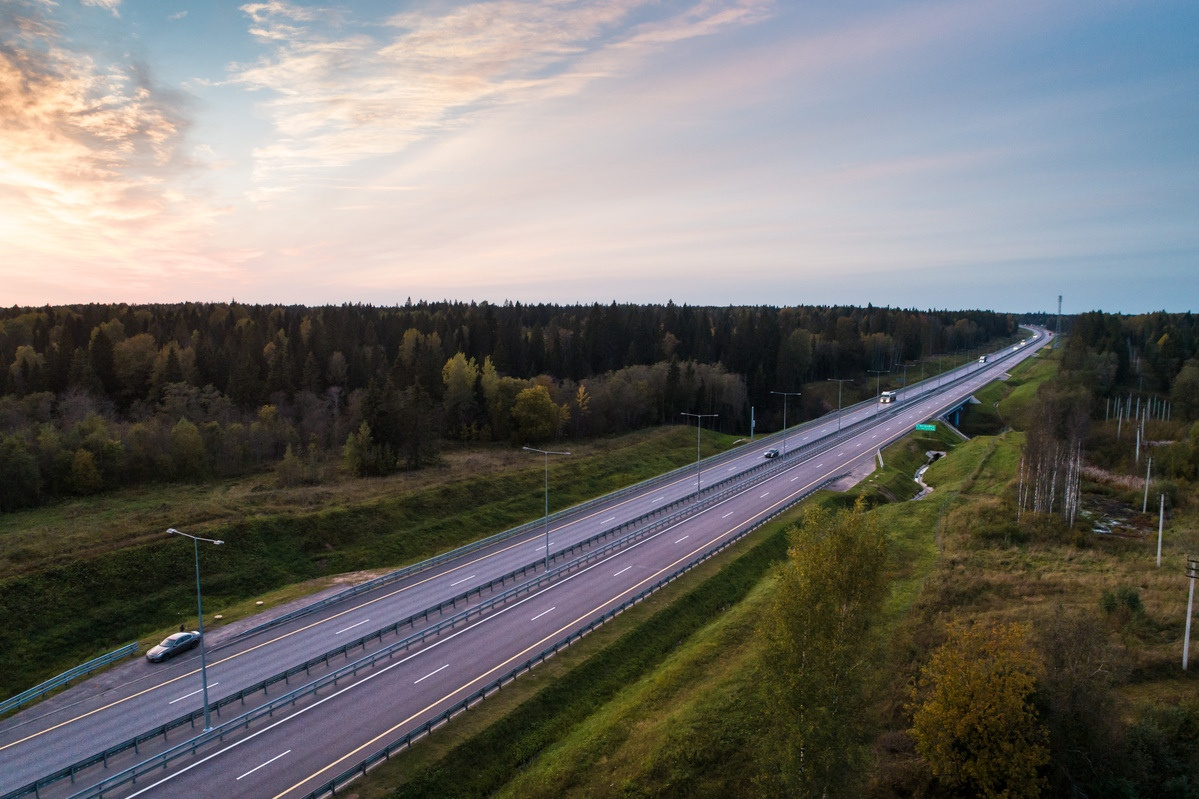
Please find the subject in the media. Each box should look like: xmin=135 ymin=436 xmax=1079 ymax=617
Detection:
xmin=146 ymin=631 xmax=201 ymax=662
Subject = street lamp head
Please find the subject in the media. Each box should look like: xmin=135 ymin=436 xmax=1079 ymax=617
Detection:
xmin=523 ymin=445 xmax=571 ymax=456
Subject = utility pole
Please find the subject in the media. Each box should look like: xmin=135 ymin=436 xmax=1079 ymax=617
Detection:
xmin=1143 ymin=457 xmax=1152 ymax=513
xmin=1157 ymin=494 xmax=1165 ymax=568
xmin=1185 ymin=555 xmax=1198 ymax=670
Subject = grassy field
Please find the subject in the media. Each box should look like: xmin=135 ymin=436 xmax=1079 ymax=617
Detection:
xmin=0 ymin=426 xmax=739 ymax=700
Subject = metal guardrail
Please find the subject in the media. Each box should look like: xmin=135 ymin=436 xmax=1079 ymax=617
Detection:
xmin=295 ymin=470 xmax=848 ymax=799
xmin=14 ymin=436 xmax=827 ymax=799
xmin=30 ymin=432 xmax=861 ymax=799
xmin=11 ymin=336 xmax=1034 ymax=799
xmin=225 ymin=394 xmax=878 ymax=643
xmin=0 ymin=643 xmax=138 ymax=717
xmin=58 ymin=467 xmax=845 ymax=799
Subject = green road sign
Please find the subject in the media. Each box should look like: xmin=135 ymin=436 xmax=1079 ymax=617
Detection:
xmin=915 ymin=423 xmax=937 ymax=431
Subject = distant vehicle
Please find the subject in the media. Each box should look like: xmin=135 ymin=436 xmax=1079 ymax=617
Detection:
xmin=978 ymin=355 xmax=987 ymax=364
xmin=764 ymin=448 xmax=780 ymax=459
xmin=879 ymin=390 xmax=897 ymax=404
xmin=146 ymin=631 xmax=201 ymax=662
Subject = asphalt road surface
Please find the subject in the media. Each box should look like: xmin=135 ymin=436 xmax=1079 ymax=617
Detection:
xmin=0 ymin=328 xmax=1049 ymax=799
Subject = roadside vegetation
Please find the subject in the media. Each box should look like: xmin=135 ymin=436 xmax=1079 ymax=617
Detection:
xmin=0 ymin=302 xmax=1018 ymax=512
xmin=5 ymin=307 xmax=1197 ymax=796
xmin=346 ymin=342 xmax=1198 ymax=799
xmin=0 ymin=426 xmax=734 ymax=700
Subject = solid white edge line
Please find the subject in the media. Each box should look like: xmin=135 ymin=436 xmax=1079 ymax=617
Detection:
xmin=236 ymin=750 xmax=291 ymax=781
xmin=118 ymin=350 xmax=1045 ymax=797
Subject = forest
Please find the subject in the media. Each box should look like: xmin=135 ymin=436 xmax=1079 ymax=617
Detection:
xmin=0 ymin=302 xmax=1017 ymax=511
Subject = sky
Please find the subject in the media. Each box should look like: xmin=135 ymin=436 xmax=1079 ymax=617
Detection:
xmin=1 ymin=0 xmax=1195 ymax=314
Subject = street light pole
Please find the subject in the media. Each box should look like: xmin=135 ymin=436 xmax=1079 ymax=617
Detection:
xmin=770 ymin=390 xmax=801 ymax=455
xmin=827 ymin=378 xmax=850 ymax=434
xmin=523 ymin=446 xmax=571 ymax=573
xmin=680 ymin=412 xmax=717 ymax=501
xmin=166 ymin=527 xmax=223 ymax=732
xmin=868 ymin=369 xmax=887 ymax=413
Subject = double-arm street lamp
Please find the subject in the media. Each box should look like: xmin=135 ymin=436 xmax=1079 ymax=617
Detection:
xmin=827 ymin=378 xmax=851 ymax=434
xmin=770 ymin=390 xmax=801 ymax=455
xmin=523 ymin=447 xmax=571 ymax=573
xmin=680 ymin=412 xmax=717 ymax=501
xmin=166 ymin=527 xmax=223 ymax=732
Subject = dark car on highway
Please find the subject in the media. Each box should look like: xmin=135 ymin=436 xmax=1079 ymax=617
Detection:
xmin=146 ymin=631 xmax=202 ymax=662
xmin=764 ymin=448 xmax=780 ymax=459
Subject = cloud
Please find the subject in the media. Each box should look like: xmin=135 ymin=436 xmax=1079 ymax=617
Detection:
xmin=169 ymin=10 xmax=188 ymax=21
xmin=81 ymin=0 xmax=121 ymax=18
xmin=228 ymin=0 xmax=772 ymax=186
xmin=0 ymin=0 xmax=223 ymax=274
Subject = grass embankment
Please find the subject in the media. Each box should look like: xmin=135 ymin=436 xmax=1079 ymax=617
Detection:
xmin=956 ymin=351 xmax=1056 ymax=436
xmin=354 ymin=504 xmax=797 ymax=799
xmin=837 ymin=422 xmax=963 ymax=509
xmin=343 ymin=436 xmax=974 ymax=798
xmin=0 ymin=427 xmax=733 ymax=701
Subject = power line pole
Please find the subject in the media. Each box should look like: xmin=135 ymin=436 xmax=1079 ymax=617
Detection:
xmin=1185 ymin=555 xmax=1198 ymax=670
xmin=1157 ymin=494 xmax=1165 ymax=568
xmin=1143 ymin=457 xmax=1153 ymax=513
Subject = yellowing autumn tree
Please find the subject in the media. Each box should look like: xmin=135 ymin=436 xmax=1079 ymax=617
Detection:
xmin=757 ymin=501 xmax=888 ymax=798
xmin=910 ymin=621 xmax=1049 ymax=798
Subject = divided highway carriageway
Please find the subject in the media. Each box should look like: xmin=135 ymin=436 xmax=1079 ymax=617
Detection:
xmin=0 ymin=328 xmax=1049 ymax=799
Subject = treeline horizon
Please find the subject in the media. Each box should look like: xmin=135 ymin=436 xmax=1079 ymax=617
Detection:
xmin=1 ymin=300 xmax=1022 ymax=510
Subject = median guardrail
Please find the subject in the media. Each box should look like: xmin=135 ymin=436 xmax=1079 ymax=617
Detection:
xmin=24 ymin=428 xmax=863 ymax=799
xmin=13 ymin=338 xmax=1032 ymax=799
xmin=10 ymin=433 xmax=821 ymax=799
xmin=52 ymin=463 xmax=845 ymax=799
xmin=0 ymin=643 xmax=138 ymax=717
xmin=224 ymin=393 xmax=880 ymax=643
xmin=294 ymin=470 xmax=849 ymax=799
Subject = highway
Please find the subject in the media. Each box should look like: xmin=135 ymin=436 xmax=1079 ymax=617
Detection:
xmin=0 ymin=328 xmax=1048 ymax=799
